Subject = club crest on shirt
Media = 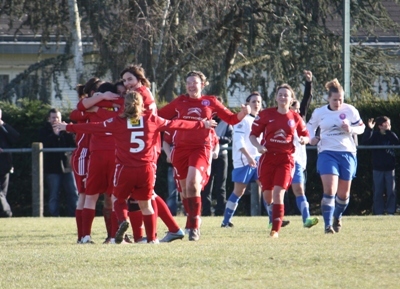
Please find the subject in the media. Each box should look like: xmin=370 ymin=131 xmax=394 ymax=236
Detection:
xmin=201 ymin=100 xmax=210 ymax=106
xmin=288 ymin=119 xmax=295 ymax=127
xmin=127 ymin=116 xmax=144 ymax=129
xmin=339 ymin=113 xmax=346 ymax=120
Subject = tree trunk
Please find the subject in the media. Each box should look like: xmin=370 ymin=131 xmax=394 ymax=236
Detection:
xmin=67 ymin=0 xmax=84 ymax=84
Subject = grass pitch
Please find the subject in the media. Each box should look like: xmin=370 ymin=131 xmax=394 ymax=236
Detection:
xmin=1 ymin=216 xmax=399 ymax=289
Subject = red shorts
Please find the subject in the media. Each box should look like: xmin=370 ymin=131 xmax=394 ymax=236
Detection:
xmin=171 ymin=146 xmax=212 ymax=185
xmin=113 ymin=163 xmax=156 ymax=201
xmin=257 ymin=152 xmax=294 ymax=191
xmin=73 ymin=173 xmax=86 ymax=193
xmin=85 ymin=150 xmax=115 ymax=195
xmin=71 ymin=147 xmax=89 ymax=176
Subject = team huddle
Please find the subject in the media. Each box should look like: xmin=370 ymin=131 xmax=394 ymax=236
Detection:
xmin=53 ymin=65 xmax=366 ymax=243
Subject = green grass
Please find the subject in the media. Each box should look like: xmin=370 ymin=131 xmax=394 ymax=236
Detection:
xmin=1 ymin=216 xmax=400 ymax=289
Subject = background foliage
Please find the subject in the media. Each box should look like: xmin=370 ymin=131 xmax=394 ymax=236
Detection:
xmin=0 ymin=0 xmax=399 ymax=104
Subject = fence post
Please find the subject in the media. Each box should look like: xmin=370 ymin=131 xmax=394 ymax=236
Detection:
xmin=250 ymin=182 xmax=261 ymax=216
xmin=32 ymin=142 xmax=43 ymax=217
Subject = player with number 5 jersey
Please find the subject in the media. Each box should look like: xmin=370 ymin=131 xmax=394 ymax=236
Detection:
xmin=54 ymin=91 xmax=216 ymax=243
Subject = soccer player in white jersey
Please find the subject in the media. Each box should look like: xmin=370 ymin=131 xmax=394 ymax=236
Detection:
xmin=306 ymin=78 xmax=365 ymax=234
xmin=221 ymin=92 xmax=262 ymax=227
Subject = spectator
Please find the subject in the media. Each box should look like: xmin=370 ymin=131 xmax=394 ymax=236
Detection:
xmin=39 ymin=108 xmax=78 ymax=217
xmin=0 ymin=108 xmax=20 ymax=217
xmin=201 ymin=97 xmax=233 ymax=216
xmin=362 ymin=116 xmax=399 ymax=215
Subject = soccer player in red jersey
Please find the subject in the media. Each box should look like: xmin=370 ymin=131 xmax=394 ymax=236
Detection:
xmin=157 ymin=71 xmax=250 ymax=241
xmin=69 ymin=83 xmax=92 ymax=243
xmin=54 ymin=91 xmax=217 ymax=243
xmin=249 ymin=84 xmax=309 ymax=238
xmin=75 ymin=81 xmax=123 ymax=244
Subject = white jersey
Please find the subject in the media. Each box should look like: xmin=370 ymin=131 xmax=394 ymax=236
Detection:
xmin=232 ymin=114 xmax=261 ymax=168
xmin=293 ymin=131 xmax=307 ymax=169
xmin=307 ymin=103 xmax=365 ymax=153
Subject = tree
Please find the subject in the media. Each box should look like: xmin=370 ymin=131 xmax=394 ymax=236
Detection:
xmin=1 ymin=0 xmax=399 ymax=104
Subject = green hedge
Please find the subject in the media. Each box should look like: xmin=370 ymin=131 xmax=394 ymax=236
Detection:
xmin=2 ymin=98 xmax=400 ymax=216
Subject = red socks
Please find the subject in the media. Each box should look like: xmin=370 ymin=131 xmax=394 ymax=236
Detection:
xmin=187 ymin=196 xmax=201 ymax=229
xmin=82 ymin=208 xmax=96 ymax=237
xmin=155 ymin=195 xmax=180 ymax=232
xmin=272 ymin=204 xmax=284 ymax=232
xmin=75 ymin=209 xmax=83 ymax=241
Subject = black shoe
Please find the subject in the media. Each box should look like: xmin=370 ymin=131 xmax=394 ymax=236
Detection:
xmin=281 ymin=220 xmax=290 ymax=227
xmin=221 ymin=222 xmax=234 ymax=228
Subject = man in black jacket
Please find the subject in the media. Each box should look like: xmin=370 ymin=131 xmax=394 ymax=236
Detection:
xmin=39 ymin=108 xmax=78 ymax=217
xmin=0 ymin=108 xmax=20 ymax=217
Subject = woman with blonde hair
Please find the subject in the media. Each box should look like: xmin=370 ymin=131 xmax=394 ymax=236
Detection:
xmin=307 ymin=79 xmax=365 ymax=234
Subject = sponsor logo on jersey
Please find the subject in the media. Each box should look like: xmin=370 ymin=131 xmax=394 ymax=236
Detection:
xmin=187 ymin=107 xmax=202 ymax=117
xmin=127 ymin=116 xmax=144 ymax=129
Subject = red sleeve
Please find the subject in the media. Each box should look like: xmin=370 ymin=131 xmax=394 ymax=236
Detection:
xmin=96 ymin=108 xmax=120 ymax=120
xmin=77 ymin=99 xmax=86 ymax=111
xmin=158 ymin=97 xmax=180 ymax=119
xmin=69 ymin=109 xmax=89 ymax=122
xmin=152 ymin=113 xmax=205 ymax=131
xmin=209 ymin=96 xmax=241 ymax=125
xmin=96 ymin=98 xmax=124 ymax=108
xmin=66 ymin=118 xmax=118 ymax=134
xmin=250 ymin=112 xmax=266 ymax=138
xmin=163 ymin=130 xmax=173 ymax=144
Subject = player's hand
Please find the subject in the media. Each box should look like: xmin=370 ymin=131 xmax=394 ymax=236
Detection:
xmin=310 ymin=136 xmax=320 ymax=146
xmin=256 ymin=145 xmax=268 ymax=154
xmin=52 ymin=121 xmax=68 ymax=132
xmin=304 ymin=70 xmax=312 ymax=82
xmin=241 ymin=104 xmax=251 ymax=115
xmin=299 ymin=136 xmax=309 ymax=145
xmin=341 ymin=120 xmax=351 ymax=133
xmin=203 ymin=118 xmax=218 ymax=128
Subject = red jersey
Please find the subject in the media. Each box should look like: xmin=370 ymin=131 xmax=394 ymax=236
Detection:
xmin=69 ymin=109 xmax=91 ymax=149
xmin=76 ymin=98 xmax=121 ymax=151
xmin=136 ymin=86 xmax=157 ymax=113
xmin=250 ymin=107 xmax=309 ymax=155
xmin=158 ymin=95 xmax=240 ymax=148
xmin=66 ymin=111 xmax=207 ymax=167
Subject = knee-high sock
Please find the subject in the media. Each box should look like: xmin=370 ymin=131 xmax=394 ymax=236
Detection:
xmin=128 ymin=200 xmax=144 ymax=241
xmin=82 ymin=208 xmax=96 ymax=237
xmin=187 ymin=196 xmax=201 ymax=229
xmin=321 ymin=194 xmax=335 ymax=227
xmin=155 ymin=195 xmax=180 ymax=232
xmin=222 ymin=193 xmax=240 ymax=225
xmin=129 ymin=210 xmax=144 ymax=242
xmin=182 ymin=198 xmax=190 ymax=229
xmin=75 ymin=209 xmax=83 ymax=241
xmin=102 ymin=207 xmax=112 ymax=238
xmin=114 ymin=200 xmax=129 ymax=223
xmin=271 ymin=204 xmax=284 ymax=232
xmin=296 ymin=195 xmax=310 ymax=223
xmin=334 ymin=196 xmax=349 ymax=219
xmin=143 ymin=213 xmax=157 ymax=242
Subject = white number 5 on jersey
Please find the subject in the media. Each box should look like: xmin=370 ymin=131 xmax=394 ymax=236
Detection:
xmin=130 ymin=131 xmax=145 ymax=153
